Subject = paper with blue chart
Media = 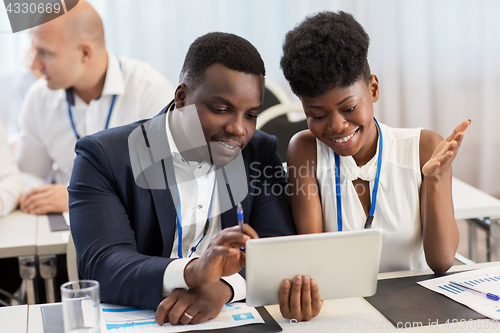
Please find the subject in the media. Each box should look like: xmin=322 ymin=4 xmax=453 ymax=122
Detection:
xmin=100 ymin=302 xmax=263 ymax=332
xmin=418 ymin=266 xmax=500 ymax=320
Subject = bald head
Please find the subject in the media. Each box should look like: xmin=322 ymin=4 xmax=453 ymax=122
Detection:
xmin=32 ymin=0 xmax=105 ymax=49
xmin=64 ymin=1 xmax=105 ymax=49
xmin=30 ymin=1 xmax=109 ymax=93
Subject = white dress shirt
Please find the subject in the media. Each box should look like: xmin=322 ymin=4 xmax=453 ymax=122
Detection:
xmin=317 ymin=123 xmax=427 ymax=272
xmin=0 ymin=120 xmax=22 ymax=217
xmin=162 ymin=110 xmax=246 ymax=302
xmin=16 ymin=51 xmax=174 ymax=184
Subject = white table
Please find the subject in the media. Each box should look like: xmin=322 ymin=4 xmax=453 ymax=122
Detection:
xmin=452 ymin=178 xmax=500 ymax=262
xmin=0 ymin=304 xmax=27 ymax=333
xmin=23 ymin=261 xmax=500 ymax=333
xmin=35 ymin=215 xmax=70 ymax=257
xmin=0 ymin=211 xmax=38 ymax=305
xmin=0 ymin=211 xmax=70 ymax=305
xmin=27 ymin=302 xmax=57 ymax=333
xmin=0 ymin=210 xmax=37 ymax=259
xmin=453 ymin=178 xmax=500 ymax=220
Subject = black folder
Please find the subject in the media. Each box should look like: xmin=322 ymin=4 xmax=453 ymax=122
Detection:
xmin=47 ymin=213 xmax=70 ymax=231
xmin=364 ymin=273 xmax=485 ymax=328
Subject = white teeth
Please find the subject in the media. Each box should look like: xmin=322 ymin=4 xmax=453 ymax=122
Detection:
xmin=219 ymin=141 xmax=237 ymax=149
xmin=333 ymin=131 xmax=356 ymax=143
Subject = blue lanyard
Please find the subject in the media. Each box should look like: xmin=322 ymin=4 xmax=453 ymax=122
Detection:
xmin=67 ymin=61 xmax=122 ymax=140
xmin=334 ymin=118 xmax=383 ymax=231
xmin=175 ymin=179 xmax=216 ymax=258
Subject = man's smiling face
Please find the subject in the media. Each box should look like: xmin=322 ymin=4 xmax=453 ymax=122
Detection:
xmin=175 ymin=63 xmax=264 ymax=165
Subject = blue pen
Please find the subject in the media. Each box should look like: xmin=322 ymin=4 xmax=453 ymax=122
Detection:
xmin=449 ymin=281 xmax=500 ymax=301
xmin=237 ymin=203 xmax=245 ymax=251
xmin=237 ymin=203 xmax=244 ymax=233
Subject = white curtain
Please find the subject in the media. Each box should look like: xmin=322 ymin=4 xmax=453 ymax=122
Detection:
xmin=363 ymin=0 xmax=500 ymax=196
xmin=0 ymin=0 xmax=499 ymax=195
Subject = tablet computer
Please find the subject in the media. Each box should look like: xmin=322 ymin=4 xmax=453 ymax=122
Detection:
xmin=245 ymin=228 xmax=383 ymax=307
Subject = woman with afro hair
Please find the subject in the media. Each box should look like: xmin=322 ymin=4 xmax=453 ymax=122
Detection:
xmin=278 ymin=11 xmax=470 ymax=320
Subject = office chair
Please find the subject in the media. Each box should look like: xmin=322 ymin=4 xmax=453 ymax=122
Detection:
xmin=262 ymin=79 xmax=292 ymax=111
xmin=257 ymin=102 xmax=308 ymax=162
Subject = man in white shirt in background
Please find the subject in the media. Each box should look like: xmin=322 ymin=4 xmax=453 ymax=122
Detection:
xmin=16 ymin=0 xmax=173 ymax=215
xmin=0 ymin=119 xmax=23 ymax=304
xmin=0 ymin=120 xmax=22 ymax=217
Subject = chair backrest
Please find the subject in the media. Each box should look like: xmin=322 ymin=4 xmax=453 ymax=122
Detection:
xmin=262 ymin=79 xmax=292 ymax=112
xmin=257 ymin=102 xmax=308 ymax=161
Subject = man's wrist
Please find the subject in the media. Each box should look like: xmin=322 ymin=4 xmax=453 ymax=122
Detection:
xmin=218 ymin=279 xmax=234 ymax=304
xmin=220 ymin=273 xmax=246 ymax=302
xmin=184 ymin=258 xmax=201 ymax=288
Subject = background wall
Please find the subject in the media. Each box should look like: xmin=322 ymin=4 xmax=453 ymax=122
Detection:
xmin=1 ymin=0 xmax=499 ymax=196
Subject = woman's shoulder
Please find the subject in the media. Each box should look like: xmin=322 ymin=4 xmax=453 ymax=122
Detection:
xmin=287 ymin=130 xmax=317 ymax=165
xmin=419 ymin=129 xmax=444 ymax=147
xmin=289 ymin=129 xmax=316 ymax=148
xmin=419 ymin=129 xmax=444 ymax=170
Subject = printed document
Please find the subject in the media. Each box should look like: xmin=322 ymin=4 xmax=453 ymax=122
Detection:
xmin=418 ymin=266 xmax=500 ymax=320
xmin=101 ymin=302 xmax=264 ymax=332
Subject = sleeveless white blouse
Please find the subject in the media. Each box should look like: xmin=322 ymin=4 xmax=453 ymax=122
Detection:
xmin=316 ymin=122 xmax=427 ymax=272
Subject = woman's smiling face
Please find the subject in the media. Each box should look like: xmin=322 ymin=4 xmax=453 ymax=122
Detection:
xmin=300 ymin=75 xmax=380 ymax=166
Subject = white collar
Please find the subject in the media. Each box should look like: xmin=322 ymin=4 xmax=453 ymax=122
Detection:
xmin=59 ymin=50 xmax=124 ymax=104
xmin=101 ymin=50 xmax=125 ymax=96
xmin=165 ymin=105 xmax=181 ymax=156
xmin=165 ymin=103 xmax=211 ymax=165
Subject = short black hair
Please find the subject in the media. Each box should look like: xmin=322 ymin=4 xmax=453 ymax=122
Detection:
xmin=180 ymin=32 xmax=265 ymax=89
xmin=280 ymin=11 xmax=371 ymax=97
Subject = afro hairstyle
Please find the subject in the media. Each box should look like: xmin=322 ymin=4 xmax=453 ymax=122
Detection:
xmin=180 ymin=32 xmax=265 ymax=89
xmin=280 ymin=11 xmax=371 ymax=97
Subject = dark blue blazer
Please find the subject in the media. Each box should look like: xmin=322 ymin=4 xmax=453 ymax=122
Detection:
xmin=68 ymin=108 xmax=295 ymax=310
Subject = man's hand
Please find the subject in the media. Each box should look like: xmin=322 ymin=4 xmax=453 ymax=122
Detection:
xmin=184 ymin=224 xmax=258 ymax=288
xmin=155 ymin=280 xmax=232 ymax=325
xmin=279 ymin=275 xmax=323 ymax=322
xmin=20 ymin=184 xmax=68 ymax=215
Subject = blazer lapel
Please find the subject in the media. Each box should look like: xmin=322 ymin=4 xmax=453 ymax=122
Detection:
xmin=151 ymin=184 xmax=177 ymax=257
xmin=144 ymin=102 xmax=252 ymax=254
xmin=220 ymin=158 xmax=251 ymax=229
xmin=144 ymin=108 xmax=179 ymax=257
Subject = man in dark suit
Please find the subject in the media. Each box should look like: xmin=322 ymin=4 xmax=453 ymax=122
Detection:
xmin=69 ymin=32 xmax=295 ymax=325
